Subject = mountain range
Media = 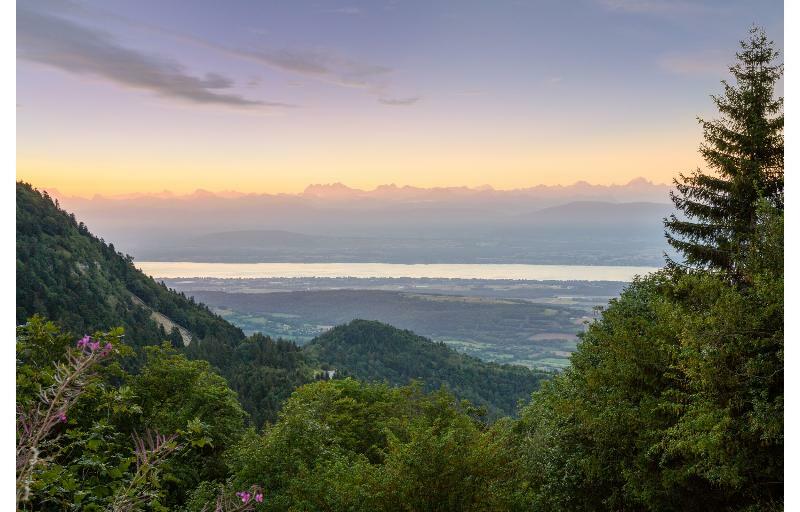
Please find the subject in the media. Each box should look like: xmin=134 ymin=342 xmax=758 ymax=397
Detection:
xmin=49 ymin=177 xmax=670 ymax=203
xmin=43 ymin=179 xmax=674 ymax=266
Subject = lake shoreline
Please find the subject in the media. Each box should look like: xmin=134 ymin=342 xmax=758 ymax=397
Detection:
xmin=136 ymin=261 xmax=659 ymax=282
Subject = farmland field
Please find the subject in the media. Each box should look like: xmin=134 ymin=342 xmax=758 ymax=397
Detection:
xmin=159 ymin=276 xmax=628 ymax=369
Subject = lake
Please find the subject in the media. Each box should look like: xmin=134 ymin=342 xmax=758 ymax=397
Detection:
xmin=135 ymin=262 xmax=658 ymax=282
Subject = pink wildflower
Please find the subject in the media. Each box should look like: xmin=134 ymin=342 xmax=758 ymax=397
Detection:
xmin=77 ymin=335 xmax=90 ymax=348
xmin=88 ymin=341 xmax=100 ymax=351
xmin=236 ymin=491 xmax=251 ymax=504
xmin=255 ymin=493 xmax=264 ymax=503
xmin=57 ymin=411 xmax=67 ymax=423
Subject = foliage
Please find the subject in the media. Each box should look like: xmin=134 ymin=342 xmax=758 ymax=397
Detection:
xmin=514 ymin=242 xmax=783 ymax=510
xmin=16 ymin=181 xmax=245 ymax=348
xmin=303 ymin=319 xmax=548 ymax=418
xmin=109 ymin=431 xmax=180 ymax=512
xmin=223 ymin=379 xmax=522 ymax=511
xmin=665 ymin=27 xmax=783 ymax=277
xmin=130 ymin=344 xmax=248 ymax=504
xmin=16 ymin=319 xmax=248 ymax=511
xmin=185 ymin=333 xmax=312 ymax=428
xmin=16 ymin=325 xmax=116 ymax=506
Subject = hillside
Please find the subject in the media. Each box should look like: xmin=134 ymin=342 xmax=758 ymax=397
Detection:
xmin=16 ymin=182 xmax=547 ymax=423
xmin=16 ymin=182 xmax=313 ymax=425
xmin=16 ymin=182 xmax=245 ymax=347
xmin=303 ymin=320 xmax=549 ymax=417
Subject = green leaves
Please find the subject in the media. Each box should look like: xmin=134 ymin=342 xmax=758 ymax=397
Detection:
xmin=181 ymin=417 xmax=215 ymax=449
xmin=223 ymin=379 xmax=526 ymax=512
xmin=515 ymin=260 xmax=783 ymax=511
xmin=17 ymin=321 xmax=250 ymax=511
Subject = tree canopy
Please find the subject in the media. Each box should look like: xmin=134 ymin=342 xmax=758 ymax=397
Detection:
xmin=664 ymin=26 xmax=783 ymax=278
xmin=303 ymin=319 xmax=549 ymax=418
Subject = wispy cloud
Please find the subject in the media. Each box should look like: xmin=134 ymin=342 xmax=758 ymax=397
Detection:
xmin=20 ymin=2 xmax=417 ymax=107
xmin=17 ymin=4 xmax=289 ymax=108
xmin=378 ymin=96 xmax=421 ymax=106
xmin=120 ymin=23 xmax=398 ymax=95
xmin=231 ymin=47 xmax=392 ymax=92
xmin=205 ymin=44 xmax=426 ymax=107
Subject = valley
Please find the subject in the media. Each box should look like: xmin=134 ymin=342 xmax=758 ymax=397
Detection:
xmin=159 ymin=276 xmax=629 ymax=369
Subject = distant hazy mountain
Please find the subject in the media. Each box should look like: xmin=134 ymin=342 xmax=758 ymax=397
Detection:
xmin=53 ymin=177 xmax=669 ymax=204
xmin=47 ymin=179 xmax=674 ymax=266
xmin=301 ymin=177 xmax=669 ymax=203
xmin=521 ymin=201 xmax=673 ymax=225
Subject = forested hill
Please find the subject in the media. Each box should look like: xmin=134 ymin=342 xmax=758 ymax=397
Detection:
xmin=303 ymin=319 xmax=549 ymax=417
xmin=16 ymin=182 xmax=244 ymax=347
xmin=16 ymin=182 xmax=545 ymax=423
xmin=17 ymin=182 xmax=313 ymax=426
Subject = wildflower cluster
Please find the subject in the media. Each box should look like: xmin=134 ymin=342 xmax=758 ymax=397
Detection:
xmin=206 ymin=484 xmax=265 ymax=511
xmin=235 ymin=489 xmax=264 ymax=504
xmin=17 ymin=334 xmax=115 ymax=506
xmin=76 ymin=334 xmax=113 ymax=356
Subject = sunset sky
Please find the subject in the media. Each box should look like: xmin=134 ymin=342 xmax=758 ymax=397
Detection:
xmin=17 ymin=0 xmax=783 ymax=196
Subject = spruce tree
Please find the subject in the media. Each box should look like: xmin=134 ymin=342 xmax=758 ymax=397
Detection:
xmin=664 ymin=26 xmax=783 ymax=277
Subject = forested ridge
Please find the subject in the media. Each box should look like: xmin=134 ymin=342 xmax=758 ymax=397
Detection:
xmin=16 ymin=27 xmax=783 ymax=511
xmin=304 ymin=320 xmax=548 ymax=418
xmin=17 ymin=181 xmax=316 ymax=427
xmin=16 ymin=182 xmax=244 ymax=347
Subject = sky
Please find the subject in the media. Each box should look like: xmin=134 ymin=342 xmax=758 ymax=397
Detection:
xmin=16 ymin=0 xmax=783 ymax=197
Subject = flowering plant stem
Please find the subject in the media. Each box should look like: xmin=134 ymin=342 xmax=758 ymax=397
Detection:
xmin=16 ymin=337 xmax=112 ymax=506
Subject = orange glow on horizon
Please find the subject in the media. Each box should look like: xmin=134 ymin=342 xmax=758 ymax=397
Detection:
xmin=16 ymin=136 xmax=695 ymax=198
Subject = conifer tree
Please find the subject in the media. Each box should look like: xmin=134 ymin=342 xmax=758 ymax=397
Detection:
xmin=665 ymin=26 xmax=783 ymax=277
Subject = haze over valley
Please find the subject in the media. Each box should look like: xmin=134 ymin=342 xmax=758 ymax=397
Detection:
xmin=53 ymin=179 xmax=675 ymax=266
